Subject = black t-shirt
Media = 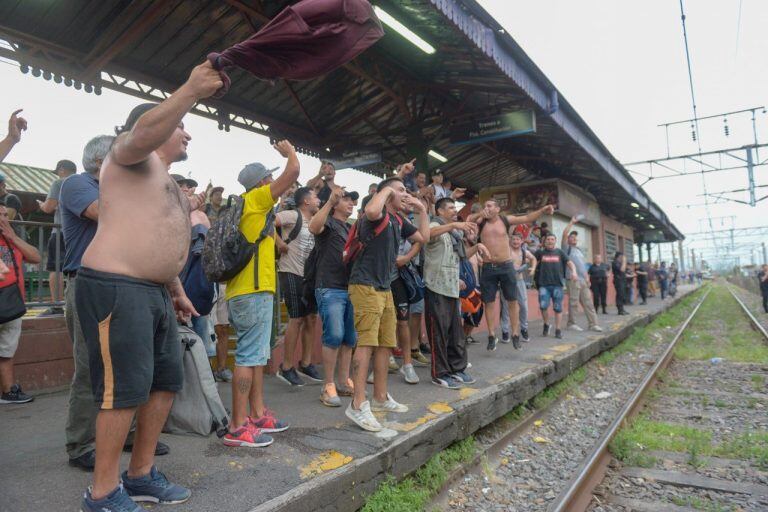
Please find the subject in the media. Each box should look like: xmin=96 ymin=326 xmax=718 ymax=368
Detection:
xmin=758 ymin=271 xmax=768 ymax=291
xmin=636 ymin=264 xmax=648 ymax=284
xmin=534 ymin=248 xmax=569 ymax=287
xmin=315 ymin=216 xmax=351 ymax=290
xmin=612 ymin=260 xmax=626 ymax=282
xmin=349 ymin=212 xmax=417 ymax=291
xmin=588 ymin=263 xmax=609 ymax=280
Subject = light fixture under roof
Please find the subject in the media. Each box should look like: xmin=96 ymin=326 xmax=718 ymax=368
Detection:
xmin=374 ymin=6 xmax=436 ymax=55
xmin=631 ymin=202 xmax=640 ymax=208
xmin=428 ymin=149 xmax=447 ymax=162
xmin=648 ymin=224 xmax=655 ymax=229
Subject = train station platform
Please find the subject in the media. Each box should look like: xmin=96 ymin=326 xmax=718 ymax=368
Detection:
xmin=0 ymin=286 xmax=696 ymax=512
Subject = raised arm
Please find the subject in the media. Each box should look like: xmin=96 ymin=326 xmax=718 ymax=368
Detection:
xmin=405 ymin=196 xmax=430 ymax=243
xmin=309 ymin=187 xmax=343 ymax=235
xmin=0 ymin=110 xmax=27 ymax=163
xmin=270 ymin=140 xmax=301 ymax=201
xmin=0 ymin=214 xmax=41 ymax=264
xmin=111 ymin=61 xmax=222 ymax=166
xmin=507 ymin=204 xmax=555 ymax=226
xmin=364 ymin=187 xmax=392 ymax=221
xmin=561 ymin=216 xmax=577 ymax=248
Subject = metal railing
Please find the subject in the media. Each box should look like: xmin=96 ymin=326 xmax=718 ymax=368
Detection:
xmin=9 ymin=219 xmax=64 ymax=307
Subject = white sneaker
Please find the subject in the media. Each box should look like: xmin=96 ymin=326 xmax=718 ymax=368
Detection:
xmin=590 ymin=325 xmax=604 ymax=332
xmin=568 ymin=324 xmax=584 ymax=332
xmin=345 ymin=401 xmax=382 ymax=432
xmin=400 ymin=363 xmax=419 ymax=384
xmin=371 ymin=393 xmax=408 ymax=413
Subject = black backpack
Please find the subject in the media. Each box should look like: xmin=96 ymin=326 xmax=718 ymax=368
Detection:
xmin=202 ymin=196 xmax=275 ymax=285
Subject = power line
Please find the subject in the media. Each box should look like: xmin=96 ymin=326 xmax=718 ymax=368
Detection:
xmin=735 ymin=0 xmax=744 ymax=56
xmin=678 ymin=0 xmax=717 ymax=251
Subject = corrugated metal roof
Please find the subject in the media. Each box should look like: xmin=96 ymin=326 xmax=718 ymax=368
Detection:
xmin=0 ymin=162 xmax=57 ymax=195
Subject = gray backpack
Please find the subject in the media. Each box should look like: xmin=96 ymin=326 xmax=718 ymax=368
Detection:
xmin=202 ymin=195 xmax=275 ymax=284
xmin=164 ymin=325 xmax=230 ymax=437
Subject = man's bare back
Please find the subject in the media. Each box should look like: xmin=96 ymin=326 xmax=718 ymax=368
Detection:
xmin=82 ymin=149 xmax=190 ymax=283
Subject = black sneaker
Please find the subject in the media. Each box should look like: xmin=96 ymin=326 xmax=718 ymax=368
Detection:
xmin=0 ymin=384 xmax=34 ymax=404
xmin=555 ymin=329 xmax=563 ymax=339
xmin=512 ymin=335 xmax=521 ymax=349
xmin=297 ymin=363 xmax=323 ymax=383
xmin=487 ymin=335 xmax=498 ymax=352
xmin=465 ymin=335 xmax=478 ymax=345
xmin=542 ymin=324 xmax=551 ymax=337
xmin=123 ymin=441 xmax=170 ymax=456
xmin=501 ymin=332 xmax=510 ymax=344
xmin=68 ymin=450 xmax=96 ymax=471
xmin=277 ymin=367 xmax=305 ymax=387
xmin=520 ymin=329 xmax=530 ymax=342
xmin=419 ymin=343 xmax=431 ymax=355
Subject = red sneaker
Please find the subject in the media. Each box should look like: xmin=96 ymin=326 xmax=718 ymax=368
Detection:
xmin=392 ymin=347 xmax=404 ymax=358
xmin=222 ymin=424 xmax=273 ymax=448
xmin=249 ymin=413 xmax=290 ymax=433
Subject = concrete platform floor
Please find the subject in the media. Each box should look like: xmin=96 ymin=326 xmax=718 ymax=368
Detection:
xmin=0 ymin=286 xmax=697 ymax=512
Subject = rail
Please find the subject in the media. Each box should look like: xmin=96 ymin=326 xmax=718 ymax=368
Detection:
xmin=548 ymin=287 xmax=713 ymax=512
xmin=8 ymin=219 xmax=64 ymax=307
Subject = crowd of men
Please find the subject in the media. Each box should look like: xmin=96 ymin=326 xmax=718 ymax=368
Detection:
xmin=0 ymin=61 xmax=695 ymax=512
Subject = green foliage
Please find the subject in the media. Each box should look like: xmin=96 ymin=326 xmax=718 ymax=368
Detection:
xmin=361 ymin=437 xmax=477 ymax=512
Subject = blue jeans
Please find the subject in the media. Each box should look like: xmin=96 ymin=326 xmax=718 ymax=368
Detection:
xmin=316 ymin=288 xmax=356 ymax=349
xmin=538 ymin=285 xmax=564 ymax=313
xmin=228 ymin=292 xmax=273 ymax=367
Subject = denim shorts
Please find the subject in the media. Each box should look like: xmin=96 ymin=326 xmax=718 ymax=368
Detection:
xmin=538 ymin=285 xmax=564 ymax=313
xmin=228 ymin=292 xmax=273 ymax=367
xmin=410 ymin=298 xmax=424 ymax=315
xmin=315 ymin=288 xmax=356 ymax=349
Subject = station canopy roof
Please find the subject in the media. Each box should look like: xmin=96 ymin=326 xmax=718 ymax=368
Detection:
xmin=0 ymin=0 xmax=682 ymax=242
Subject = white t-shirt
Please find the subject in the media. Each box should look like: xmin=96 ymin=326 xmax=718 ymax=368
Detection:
xmin=276 ymin=210 xmax=314 ymax=276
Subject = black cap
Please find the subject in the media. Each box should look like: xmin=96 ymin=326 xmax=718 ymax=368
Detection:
xmin=116 ymin=103 xmax=157 ymax=135
xmin=171 ymin=174 xmax=198 ymax=188
xmin=319 ymin=187 xmax=359 ymax=206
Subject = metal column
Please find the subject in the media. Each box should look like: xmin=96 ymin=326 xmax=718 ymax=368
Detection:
xmin=678 ymin=240 xmax=685 ymax=271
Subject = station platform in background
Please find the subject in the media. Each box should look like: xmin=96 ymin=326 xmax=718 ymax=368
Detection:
xmin=0 ymin=286 xmax=697 ymax=512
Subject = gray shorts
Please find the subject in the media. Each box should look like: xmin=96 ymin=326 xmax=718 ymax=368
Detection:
xmin=0 ymin=318 xmax=22 ymax=358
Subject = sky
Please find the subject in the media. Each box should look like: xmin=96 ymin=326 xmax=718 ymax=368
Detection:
xmin=1 ymin=1 xmax=766 ymax=266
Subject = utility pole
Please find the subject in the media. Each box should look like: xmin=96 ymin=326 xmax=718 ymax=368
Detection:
xmin=763 ymin=242 xmax=767 ymax=265
xmin=678 ymin=240 xmax=685 ymax=271
xmin=691 ymin=248 xmax=697 ymax=272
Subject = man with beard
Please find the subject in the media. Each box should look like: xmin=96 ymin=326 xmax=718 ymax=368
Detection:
xmin=76 ymin=61 xmax=220 ymax=510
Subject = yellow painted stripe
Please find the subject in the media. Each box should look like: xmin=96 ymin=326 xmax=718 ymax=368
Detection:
xmin=98 ymin=313 xmax=114 ymax=409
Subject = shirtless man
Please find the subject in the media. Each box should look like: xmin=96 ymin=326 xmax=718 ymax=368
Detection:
xmin=468 ymin=200 xmax=553 ymax=351
xmin=76 ymin=61 xmax=222 ymax=512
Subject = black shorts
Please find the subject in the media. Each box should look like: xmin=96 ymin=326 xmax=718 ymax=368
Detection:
xmin=46 ymin=231 xmax=65 ymax=272
xmin=75 ymin=267 xmax=182 ymax=409
xmin=391 ymin=277 xmax=410 ymax=322
xmin=480 ymin=261 xmax=517 ymax=303
xmin=279 ymin=272 xmax=316 ymax=319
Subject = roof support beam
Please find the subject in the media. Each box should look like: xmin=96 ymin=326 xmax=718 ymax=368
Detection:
xmin=82 ymin=1 xmax=169 ymax=79
xmin=283 ymin=81 xmax=320 ymax=135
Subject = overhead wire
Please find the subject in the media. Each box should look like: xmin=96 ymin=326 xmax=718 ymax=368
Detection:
xmin=678 ymin=0 xmax=718 ymax=256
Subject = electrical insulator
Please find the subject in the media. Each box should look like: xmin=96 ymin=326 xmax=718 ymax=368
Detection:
xmin=691 ymin=130 xmax=697 ymax=141
xmin=19 ymin=64 xmax=28 ymax=74
xmin=53 ymin=74 xmax=62 ymax=84
xmin=724 ymin=125 xmax=729 ymax=137
xmin=42 ymin=70 xmax=52 ymax=80
xmin=64 ymin=77 xmax=72 ymax=87
xmin=31 ymin=67 xmax=41 ymax=77
xmin=73 ymin=80 xmax=82 ymax=90
xmin=94 ymin=85 xmax=102 ymax=95
xmin=84 ymin=84 xmax=93 ymax=93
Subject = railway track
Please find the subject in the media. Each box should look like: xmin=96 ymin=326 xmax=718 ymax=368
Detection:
xmin=431 ymin=283 xmax=768 ymax=512
xmin=555 ymin=283 xmax=768 ymax=512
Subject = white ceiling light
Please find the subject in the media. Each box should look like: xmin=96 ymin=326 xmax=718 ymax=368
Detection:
xmin=631 ymin=202 xmax=640 ymax=208
xmin=374 ymin=6 xmax=436 ymax=55
xmin=428 ymin=149 xmax=448 ymax=162
xmin=648 ymin=224 xmax=656 ymax=229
